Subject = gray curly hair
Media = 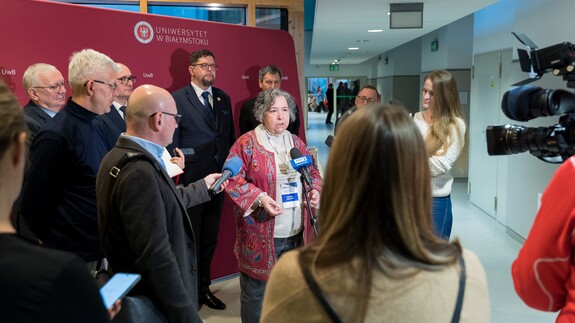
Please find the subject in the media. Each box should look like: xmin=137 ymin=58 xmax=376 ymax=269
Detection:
xmin=254 ymin=88 xmax=297 ymax=123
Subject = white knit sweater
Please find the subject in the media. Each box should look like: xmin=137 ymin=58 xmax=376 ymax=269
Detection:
xmin=412 ymin=112 xmax=466 ymax=197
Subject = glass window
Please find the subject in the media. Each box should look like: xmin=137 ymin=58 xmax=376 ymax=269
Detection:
xmin=256 ymin=8 xmax=288 ymax=31
xmin=86 ymin=4 xmax=138 ymax=12
xmin=149 ymin=6 xmax=245 ymax=25
xmin=55 ymin=1 xmax=287 ymax=29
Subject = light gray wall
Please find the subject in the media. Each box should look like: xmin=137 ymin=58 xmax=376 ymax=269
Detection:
xmin=421 ymin=14 xmax=474 ymax=72
xmin=304 ymin=30 xmax=372 ymax=79
xmin=390 ymin=76 xmax=420 ymax=111
xmin=366 ymin=38 xmax=423 ymax=102
xmin=376 ymin=38 xmax=422 ymax=77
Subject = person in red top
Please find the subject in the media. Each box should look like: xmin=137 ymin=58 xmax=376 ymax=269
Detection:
xmin=512 ymin=156 xmax=575 ymax=322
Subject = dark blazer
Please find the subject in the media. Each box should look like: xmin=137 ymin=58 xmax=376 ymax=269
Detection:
xmin=94 ymin=106 xmax=126 ymax=151
xmin=96 ymin=137 xmax=210 ymax=323
xmin=335 ymin=106 xmax=357 ymax=135
xmin=169 ymin=84 xmax=236 ymax=185
xmin=23 ymin=100 xmax=53 ymax=143
xmin=238 ymin=97 xmax=300 ymax=136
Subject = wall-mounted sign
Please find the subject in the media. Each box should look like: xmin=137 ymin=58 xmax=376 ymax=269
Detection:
xmin=431 ymin=39 xmax=439 ymax=52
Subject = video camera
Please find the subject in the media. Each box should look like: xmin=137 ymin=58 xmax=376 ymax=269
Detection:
xmin=486 ymin=33 xmax=575 ymax=163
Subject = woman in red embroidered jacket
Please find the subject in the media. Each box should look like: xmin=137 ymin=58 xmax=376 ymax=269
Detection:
xmin=225 ymin=88 xmax=322 ymax=323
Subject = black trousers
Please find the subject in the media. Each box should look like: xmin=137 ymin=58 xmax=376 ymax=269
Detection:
xmin=187 ymin=192 xmax=225 ymax=293
xmin=325 ymin=105 xmax=334 ymax=123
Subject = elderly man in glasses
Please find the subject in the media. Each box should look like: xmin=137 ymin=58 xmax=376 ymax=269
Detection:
xmin=334 ymin=85 xmax=381 ymax=135
xmin=20 ymin=49 xmax=119 ymax=270
xmin=169 ymin=48 xmax=236 ymax=311
xmin=21 ymin=63 xmax=67 ymax=142
xmin=95 ymin=62 xmax=136 ymax=150
xmin=13 ymin=63 xmax=68 ymax=240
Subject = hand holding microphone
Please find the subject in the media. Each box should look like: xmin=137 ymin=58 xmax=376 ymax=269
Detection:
xmin=170 ymin=147 xmax=185 ymax=170
xmin=306 ymin=189 xmax=320 ymax=208
xmin=207 ymin=156 xmax=242 ymax=196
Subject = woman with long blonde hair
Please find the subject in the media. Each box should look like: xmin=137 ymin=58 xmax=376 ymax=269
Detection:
xmin=261 ymin=104 xmax=488 ymax=322
xmin=413 ymin=70 xmax=467 ymax=239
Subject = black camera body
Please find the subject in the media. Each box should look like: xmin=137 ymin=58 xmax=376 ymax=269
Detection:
xmin=518 ymin=42 xmax=575 ymax=77
xmin=486 ymin=35 xmax=575 ymax=163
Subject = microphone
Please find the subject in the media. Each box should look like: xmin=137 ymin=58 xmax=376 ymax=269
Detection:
xmin=289 ymin=147 xmax=313 ymax=187
xmin=208 ymin=156 xmax=242 ymax=196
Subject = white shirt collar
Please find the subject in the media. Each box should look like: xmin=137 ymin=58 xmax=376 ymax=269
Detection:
xmin=190 ymin=82 xmax=212 ymax=100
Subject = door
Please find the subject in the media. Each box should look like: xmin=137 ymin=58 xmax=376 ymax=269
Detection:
xmin=469 ymin=51 xmax=506 ymax=219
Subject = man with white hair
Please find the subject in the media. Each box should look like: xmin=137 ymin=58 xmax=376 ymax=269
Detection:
xmin=21 ymin=49 xmax=118 ymax=267
xmin=21 ymin=63 xmax=66 ymax=142
xmin=15 ymin=63 xmax=67 ymax=238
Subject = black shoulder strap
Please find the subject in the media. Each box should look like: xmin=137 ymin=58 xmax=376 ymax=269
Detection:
xmin=95 ymin=152 xmax=156 ymax=274
xmin=451 ymin=255 xmax=467 ymax=323
xmin=298 ymin=252 xmax=343 ymax=323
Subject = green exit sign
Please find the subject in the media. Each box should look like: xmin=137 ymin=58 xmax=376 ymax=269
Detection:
xmin=329 ymin=64 xmax=339 ymax=71
xmin=431 ymin=39 xmax=439 ymax=52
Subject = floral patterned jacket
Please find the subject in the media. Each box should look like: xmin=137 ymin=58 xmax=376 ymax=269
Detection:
xmin=225 ymin=130 xmax=322 ymax=281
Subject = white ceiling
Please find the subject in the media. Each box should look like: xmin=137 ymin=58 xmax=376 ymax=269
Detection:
xmin=310 ymin=0 xmax=499 ymax=65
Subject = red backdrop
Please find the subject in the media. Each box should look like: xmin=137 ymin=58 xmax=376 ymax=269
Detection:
xmin=1 ymin=0 xmax=303 ymax=280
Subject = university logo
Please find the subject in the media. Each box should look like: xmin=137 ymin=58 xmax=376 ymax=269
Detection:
xmin=134 ymin=21 xmax=154 ymax=44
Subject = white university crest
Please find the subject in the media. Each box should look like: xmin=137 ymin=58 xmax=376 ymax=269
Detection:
xmin=134 ymin=21 xmax=154 ymax=44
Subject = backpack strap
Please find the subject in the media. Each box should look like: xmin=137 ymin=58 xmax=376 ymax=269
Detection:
xmin=298 ymin=252 xmax=343 ymax=323
xmin=450 ymin=255 xmax=467 ymax=323
xmin=95 ymin=152 xmax=157 ymax=275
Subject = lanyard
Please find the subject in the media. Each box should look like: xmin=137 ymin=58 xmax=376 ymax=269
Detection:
xmin=264 ymin=128 xmax=294 ymax=177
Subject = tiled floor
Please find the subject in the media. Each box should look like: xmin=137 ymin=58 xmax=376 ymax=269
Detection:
xmin=200 ymin=111 xmax=557 ymax=323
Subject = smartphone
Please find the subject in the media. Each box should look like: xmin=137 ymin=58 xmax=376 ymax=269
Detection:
xmin=99 ymin=273 xmax=141 ymax=309
xmin=325 ymin=135 xmax=334 ymax=148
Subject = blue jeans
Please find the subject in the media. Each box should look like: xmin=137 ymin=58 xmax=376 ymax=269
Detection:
xmin=240 ymin=233 xmax=303 ymax=323
xmin=432 ymin=196 xmax=453 ymax=240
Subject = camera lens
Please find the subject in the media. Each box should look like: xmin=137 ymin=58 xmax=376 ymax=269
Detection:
xmin=486 ymin=124 xmax=558 ymax=156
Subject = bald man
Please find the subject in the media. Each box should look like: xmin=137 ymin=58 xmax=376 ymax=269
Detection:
xmin=96 ymin=85 xmax=225 ymax=322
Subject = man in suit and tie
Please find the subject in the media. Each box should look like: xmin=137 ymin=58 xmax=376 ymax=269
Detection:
xmin=95 ymin=63 xmax=135 ymax=150
xmin=21 ymin=63 xmax=66 ymax=142
xmin=169 ymin=49 xmax=236 ymax=310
